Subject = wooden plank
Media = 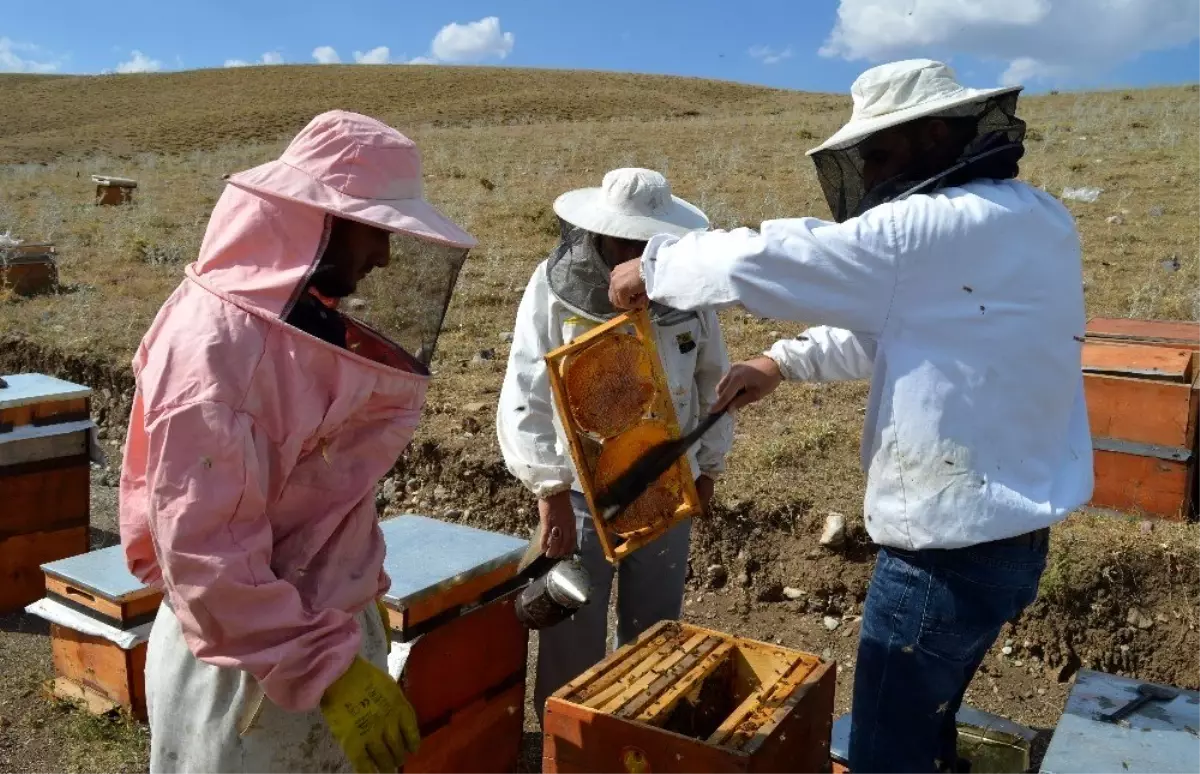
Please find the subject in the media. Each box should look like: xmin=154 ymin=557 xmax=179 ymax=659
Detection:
xmin=398 ymin=559 xmax=518 ymax=632
xmin=747 ymin=661 xmax=837 ymax=773
xmin=590 ymin=633 xmax=693 ymax=713
xmin=50 ymin=624 xmax=141 ymax=711
xmin=48 ymin=677 xmax=119 ymax=716
xmin=617 ymin=637 xmax=724 ymax=719
xmin=1082 ymin=342 xmax=1194 ymax=382
xmin=0 ymin=461 xmax=90 ymax=539
xmin=734 ymin=657 xmax=826 ymax=754
xmin=403 ymin=592 xmax=527 ymax=730
xmin=1086 ymin=318 xmax=1199 ymax=351
xmin=45 ymin=576 xmax=127 ymax=622
xmin=634 ymin=640 xmax=736 ymax=724
xmin=0 ymin=526 xmax=89 ymax=613
xmin=568 ymin=624 xmax=676 ymax=702
xmin=0 ymin=397 xmax=89 ymax=428
xmin=707 ymin=671 xmax=791 ymax=748
xmin=544 ymin=700 xmax=749 ymax=773
xmin=1084 ymin=373 xmax=1195 ymax=448
xmin=404 ymin=682 xmax=524 ymax=774
xmin=1091 ymin=448 xmax=1191 ymax=521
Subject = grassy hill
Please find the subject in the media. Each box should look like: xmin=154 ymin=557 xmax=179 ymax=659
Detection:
xmin=0 ymin=66 xmax=1197 ymax=772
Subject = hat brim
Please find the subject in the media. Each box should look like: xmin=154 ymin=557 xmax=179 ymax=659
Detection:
xmin=227 ymin=160 xmax=477 ymax=249
xmin=552 ymin=188 xmax=710 ymax=241
xmin=806 ymin=85 xmax=1022 ymax=156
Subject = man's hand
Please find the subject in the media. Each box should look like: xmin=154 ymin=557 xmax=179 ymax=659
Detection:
xmin=712 ymin=356 xmax=784 ymax=413
xmin=538 ymin=491 xmax=577 ymax=558
xmin=608 ymin=259 xmax=649 ymax=310
xmin=695 ymin=475 xmax=715 ymax=512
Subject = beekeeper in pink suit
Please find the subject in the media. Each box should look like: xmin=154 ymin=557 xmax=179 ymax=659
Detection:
xmin=119 ymin=110 xmax=476 ymax=773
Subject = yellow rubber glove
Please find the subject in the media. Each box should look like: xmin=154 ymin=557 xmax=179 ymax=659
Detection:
xmin=320 ymin=656 xmax=420 ymax=773
xmin=376 ymin=598 xmax=392 ymax=648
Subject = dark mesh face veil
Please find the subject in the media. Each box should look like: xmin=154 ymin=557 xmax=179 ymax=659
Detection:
xmin=810 ymin=92 xmax=1027 ymax=222
xmin=546 ymin=218 xmax=696 ymax=326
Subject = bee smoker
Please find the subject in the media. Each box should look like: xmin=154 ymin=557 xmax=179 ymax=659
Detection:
xmin=513 ymin=553 xmax=591 ymax=630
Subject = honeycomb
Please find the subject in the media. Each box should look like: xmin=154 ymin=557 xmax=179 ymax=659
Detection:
xmin=563 ymin=334 xmax=656 ymax=439
xmin=593 ymin=421 xmax=684 ymax=535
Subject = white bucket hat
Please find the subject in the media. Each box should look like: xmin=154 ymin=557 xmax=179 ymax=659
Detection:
xmin=553 ymin=168 xmax=709 ymax=241
xmin=807 ymin=59 xmax=1021 ymax=155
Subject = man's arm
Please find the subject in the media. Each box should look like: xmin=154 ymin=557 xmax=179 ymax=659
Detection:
xmin=144 ymin=401 xmax=359 ymax=713
xmin=496 ymin=265 xmax=574 ymax=498
xmin=765 ymin=326 xmax=877 ymax=382
xmin=623 ymin=205 xmax=902 ymax=337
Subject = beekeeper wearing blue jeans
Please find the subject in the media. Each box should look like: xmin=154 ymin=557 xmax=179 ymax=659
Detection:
xmin=497 ymin=168 xmax=734 ymax=722
xmin=608 ymin=60 xmax=1094 ymax=773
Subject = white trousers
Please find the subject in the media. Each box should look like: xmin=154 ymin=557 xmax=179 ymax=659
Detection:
xmin=145 ymin=602 xmax=388 ymax=773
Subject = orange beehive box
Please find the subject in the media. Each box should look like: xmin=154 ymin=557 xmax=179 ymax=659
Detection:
xmin=1082 ymin=335 xmax=1199 ymax=521
xmin=378 ymin=515 xmax=530 ymax=773
xmin=1 ymin=373 xmax=94 ymax=614
xmin=543 ymin=309 xmax=703 ymax=564
xmin=1085 ymin=317 xmax=1199 ymax=351
xmin=544 ymin=621 xmax=836 ymax=773
xmin=0 ymin=244 xmax=58 ymax=296
xmin=31 ymin=545 xmax=162 ymax=720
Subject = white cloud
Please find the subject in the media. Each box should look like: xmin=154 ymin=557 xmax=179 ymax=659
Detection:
xmin=116 ymin=50 xmax=162 ymax=74
xmin=225 ymin=51 xmax=283 ymax=68
xmin=429 ymin=17 xmax=514 ymax=63
xmin=407 ymin=56 xmax=438 ymax=65
xmin=0 ymin=37 xmax=61 ymax=73
xmin=313 ymin=45 xmax=341 ymax=64
xmin=353 ymin=46 xmax=391 ymax=64
xmin=748 ymin=45 xmax=794 ymax=65
xmin=820 ymin=0 xmax=1200 ymax=85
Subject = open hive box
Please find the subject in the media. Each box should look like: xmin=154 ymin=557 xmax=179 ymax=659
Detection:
xmin=544 ymin=621 xmax=836 ymax=773
xmin=544 ymin=309 xmax=701 ymax=563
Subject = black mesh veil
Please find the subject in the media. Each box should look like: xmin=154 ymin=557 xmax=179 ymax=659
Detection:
xmin=348 ymin=231 xmax=469 ymax=366
xmin=811 ymin=92 xmax=1026 ymax=223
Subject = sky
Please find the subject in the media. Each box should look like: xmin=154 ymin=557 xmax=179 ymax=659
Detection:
xmin=2 ymin=0 xmax=1198 ymax=93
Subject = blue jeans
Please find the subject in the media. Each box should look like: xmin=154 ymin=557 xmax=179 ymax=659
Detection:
xmin=849 ymin=530 xmax=1049 ymax=773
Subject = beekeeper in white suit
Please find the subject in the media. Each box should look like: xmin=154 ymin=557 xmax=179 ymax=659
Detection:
xmin=497 ymin=168 xmax=734 ymax=720
xmin=609 ymin=61 xmax=1093 ymax=773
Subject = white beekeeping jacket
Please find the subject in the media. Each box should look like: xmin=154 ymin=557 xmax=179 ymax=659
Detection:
xmin=640 ymin=179 xmax=1094 ymax=550
xmin=497 ymin=261 xmax=734 ymax=499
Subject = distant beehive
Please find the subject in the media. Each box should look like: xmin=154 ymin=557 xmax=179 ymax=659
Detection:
xmin=91 ymin=175 xmax=137 ymax=206
xmin=0 ymin=243 xmax=58 ymax=295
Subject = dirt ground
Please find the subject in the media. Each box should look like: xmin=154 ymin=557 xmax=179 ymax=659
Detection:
xmin=1 ymin=442 xmax=1195 ymax=772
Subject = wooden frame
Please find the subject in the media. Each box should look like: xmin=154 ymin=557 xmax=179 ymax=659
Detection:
xmin=544 ymin=620 xmax=836 ymax=773
xmin=48 ymin=625 xmax=150 ymax=721
xmin=1085 ymin=318 xmax=1199 ymax=351
xmin=543 ymin=309 xmax=702 ymax=564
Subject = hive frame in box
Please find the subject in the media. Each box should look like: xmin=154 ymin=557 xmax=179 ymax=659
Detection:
xmin=543 ymin=308 xmax=702 ymax=564
xmin=544 ymin=620 xmax=836 ymax=773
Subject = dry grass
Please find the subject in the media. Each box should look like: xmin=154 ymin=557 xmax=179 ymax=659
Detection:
xmin=0 ymin=67 xmax=1197 ymax=772
xmin=2 ymin=68 xmax=1195 ymax=517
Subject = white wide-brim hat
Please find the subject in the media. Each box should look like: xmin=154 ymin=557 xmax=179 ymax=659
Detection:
xmin=553 ymin=168 xmax=709 ymax=241
xmin=807 ymin=59 xmax=1022 ymax=155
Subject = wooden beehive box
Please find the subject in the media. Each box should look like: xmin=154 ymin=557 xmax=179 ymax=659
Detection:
xmin=0 ymin=373 xmax=93 ymax=613
xmin=1086 ymin=317 xmax=1199 ymax=351
xmin=32 ymin=545 xmax=162 ymax=720
xmin=0 ymin=243 xmax=58 ymax=296
xmin=378 ymin=515 xmax=530 ymax=773
xmin=544 ymin=308 xmax=702 ymax=564
xmin=1082 ymin=323 xmax=1200 ymax=521
xmin=91 ymin=175 xmax=137 ymax=206
xmin=544 ymin=620 xmax=836 ymax=773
